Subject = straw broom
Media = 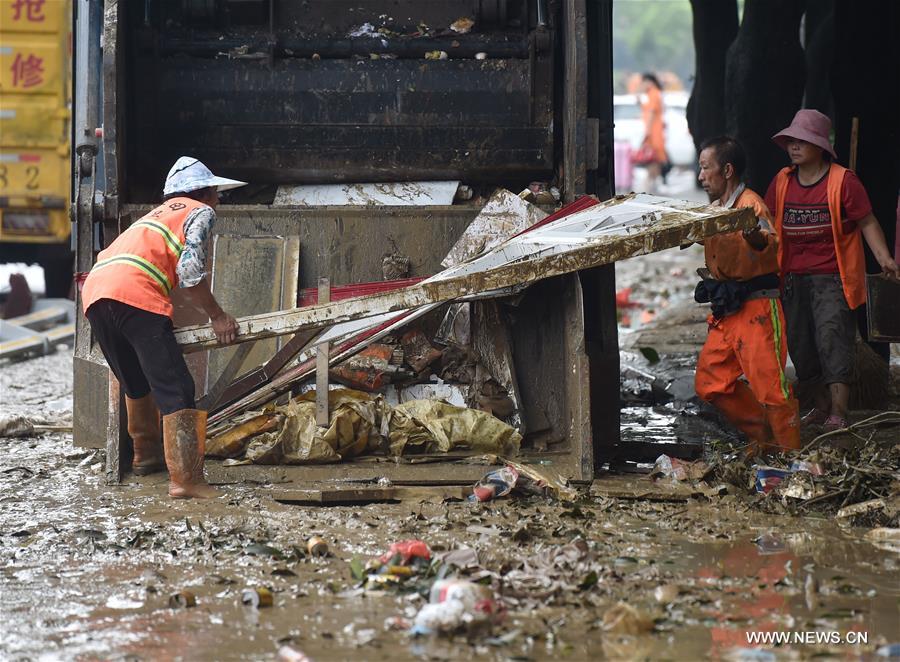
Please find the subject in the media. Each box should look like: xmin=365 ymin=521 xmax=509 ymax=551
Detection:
xmin=847 ymin=117 xmax=891 ymax=409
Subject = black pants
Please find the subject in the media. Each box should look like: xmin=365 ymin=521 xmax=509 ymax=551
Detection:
xmin=86 ymin=299 xmax=195 ymax=415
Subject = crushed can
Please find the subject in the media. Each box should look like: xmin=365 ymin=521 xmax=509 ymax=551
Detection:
xmin=168 ymin=590 xmax=197 ymax=608
xmin=307 ymin=537 xmax=328 ymax=557
xmin=241 ymin=587 xmax=274 ymax=608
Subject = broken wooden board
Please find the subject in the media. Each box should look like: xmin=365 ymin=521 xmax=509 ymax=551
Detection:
xmin=269 ymin=484 xmax=472 ymax=505
xmin=590 ymin=477 xmax=693 ymax=503
xmin=442 ymin=188 xmax=547 ymax=268
xmin=206 ymin=233 xmax=300 ymax=388
xmin=174 ymin=195 xmax=756 ymax=352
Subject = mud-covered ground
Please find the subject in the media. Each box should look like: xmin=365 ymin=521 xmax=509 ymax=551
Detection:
xmin=2 ymin=249 xmax=899 ymax=660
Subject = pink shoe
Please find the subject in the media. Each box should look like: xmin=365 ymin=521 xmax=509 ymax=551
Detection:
xmin=822 ymin=415 xmax=848 ymax=432
xmin=801 ymin=408 xmax=828 ymax=427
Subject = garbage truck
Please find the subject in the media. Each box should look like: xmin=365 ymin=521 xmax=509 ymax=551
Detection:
xmin=0 ymin=0 xmax=73 ymax=297
xmin=72 ymin=0 xmax=623 ymax=484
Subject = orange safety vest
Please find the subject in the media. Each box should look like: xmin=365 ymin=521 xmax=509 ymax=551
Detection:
xmin=705 ymin=187 xmax=779 ymax=282
xmin=81 ymin=198 xmax=207 ymax=318
xmin=772 ymin=164 xmax=866 ymax=309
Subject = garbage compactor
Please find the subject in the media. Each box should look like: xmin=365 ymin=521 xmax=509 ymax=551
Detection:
xmin=70 ymin=0 xmax=645 ymax=484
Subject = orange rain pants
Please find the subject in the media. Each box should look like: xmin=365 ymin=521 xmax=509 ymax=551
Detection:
xmin=695 ymin=297 xmax=800 ymax=453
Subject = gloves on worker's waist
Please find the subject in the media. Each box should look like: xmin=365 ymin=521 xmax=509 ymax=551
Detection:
xmin=694 ymin=272 xmax=780 ymax=320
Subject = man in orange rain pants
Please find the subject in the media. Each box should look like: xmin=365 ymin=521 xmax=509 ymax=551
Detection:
xmin=694 ymin=137 xmax=800 ymax=454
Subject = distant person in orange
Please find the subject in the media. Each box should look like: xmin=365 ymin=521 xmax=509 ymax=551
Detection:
xmin=638 ymin=73 xmax=668 ymax=193
xmin=694 ymin=137 xmax=800 ymax=454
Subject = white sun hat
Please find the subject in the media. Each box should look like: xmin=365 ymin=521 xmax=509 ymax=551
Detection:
xmin=163 ymin=156 xmax=248 ymax=196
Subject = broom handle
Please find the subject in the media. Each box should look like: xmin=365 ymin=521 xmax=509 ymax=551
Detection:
xmin=849 ymin=117 xmax=859 ymax=170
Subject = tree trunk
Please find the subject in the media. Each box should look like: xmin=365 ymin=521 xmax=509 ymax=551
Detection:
xmin=686 ymin=0 xmax=738 ymax=156
xmin=831 ymin=0 xmax=900 ymax=360
xmin=803 ymin=0 xmax=835 ymax=113
xmin=724 ymin=0 xmax=806 ymax=194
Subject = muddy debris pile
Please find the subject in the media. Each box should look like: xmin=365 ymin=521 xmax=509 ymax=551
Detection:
xmin=207 ymin=381 xmax=522 ymax=465
xmin=698 ymin=417 xmax=900 ymax=527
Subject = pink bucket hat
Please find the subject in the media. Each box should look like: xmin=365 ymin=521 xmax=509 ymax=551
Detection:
xmin=772 ymin=109 xmax=837 ymax=159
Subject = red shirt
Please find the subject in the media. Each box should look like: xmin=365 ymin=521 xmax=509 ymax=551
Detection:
xmin=765 ymin=168 xmax=871 ymax=274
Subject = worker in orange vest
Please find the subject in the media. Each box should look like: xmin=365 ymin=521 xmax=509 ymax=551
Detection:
xmin=81 ymin=157 xmax=245 ymax=498
xmin=694 ymin=136 xmax=800 ymax=454
xmin=765 ymin=110 xmax=899 ymax=432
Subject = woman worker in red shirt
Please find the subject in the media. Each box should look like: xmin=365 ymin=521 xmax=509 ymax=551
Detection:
xmin=765 ymin=109 xmax=899 ymax=432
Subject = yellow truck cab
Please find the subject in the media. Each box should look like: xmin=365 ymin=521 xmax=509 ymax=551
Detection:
xmin=0 ymin=0 xmax=72 ymax=296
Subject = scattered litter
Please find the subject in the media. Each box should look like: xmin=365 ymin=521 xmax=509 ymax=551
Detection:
xmin=789 ymin=460 xmax=825 ymax=476
xmin=381 ymin=252 xmax=411 ymax=281
xmin=278 ymin=645 xmax=314 ymax=662
xmin=168 ymin=591 xmax=197 ymax=608
xmin=836 ymin=498 xmax=886 ymax=520
xmin=779 ymin=471 xmax=824 ymax=501
xmin=207 ymin=413 xmax=282 ymax=458
xmin=379 ymin=539 xmax=430 ymax=565
xmin=383 ymin=616 xmax=411 ymax=631
xmin=754 ymin=533 xmax=786 ymax=555
xmin=526 ymin=181 xmax=558 ymax=205
xmin=393 ymin=380 xmax=467 ymax=409
xmin=653 ymin=584 xmax=679 ymax=604
xmin=412 ymin=579 xmax=501 ymax=636
xmin=331 ymin=344 xmax=411 ymax=392
xmin=450 ymin=17 xmax=474 ymax=34
xmin=105 ymin=595 xmax=144 ymax=610
xmin=435 ymin=547 xmax=479 ymax=570
xmin=466 ymin=524 xmax=502 ymax=537
xmin=400 ymin=329 xmax=442 ymax=373
xmin=475 ymin=52 xmax=487 ymax=60
xmin=471 ymin=466 xmax=518 ymax=502
xmin=601 ymin=602 xmax=654 ymax=634
xmin=651 ymin=455 xmax=709 ymax=482
xmin=241 ymin=587 xmax=274 ymax=608
xmin=425 ymin=50 xmax=448 ymax=60
xmin=348 ymin=23 xmax=378 ymax=38
xmin=0 ymin=415 xmax=34 ymax=438
xmin=753 ymin=466 xmax=792 ymax=495
xmin=470 ymin=459 xmax=576 ymax=502
xmin=307 ymin=537 xmax=329 ymax=557
xmin=455 ymin=185 xmax=473 ymax=201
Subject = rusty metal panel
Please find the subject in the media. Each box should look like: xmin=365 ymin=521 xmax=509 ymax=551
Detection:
xmin=206 ymin=234 xmax=300 ymax=391
xmin=866 ymin=274 xmax=900 ymax=342
xmin=73 ymin=353 xmax=110 ymax=449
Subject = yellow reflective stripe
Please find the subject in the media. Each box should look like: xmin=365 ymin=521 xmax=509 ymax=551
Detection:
xmin=92 ymin=254 xmax=172 ymax=294
xmin=131 ymin=220 xmax=184 ymax=257
xmin=769 ymin=299 xmax=790 ymax=402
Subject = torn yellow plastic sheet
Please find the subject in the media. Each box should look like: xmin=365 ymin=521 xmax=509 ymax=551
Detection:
xmin=211 ymin=389 xmax=522 ymax=465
